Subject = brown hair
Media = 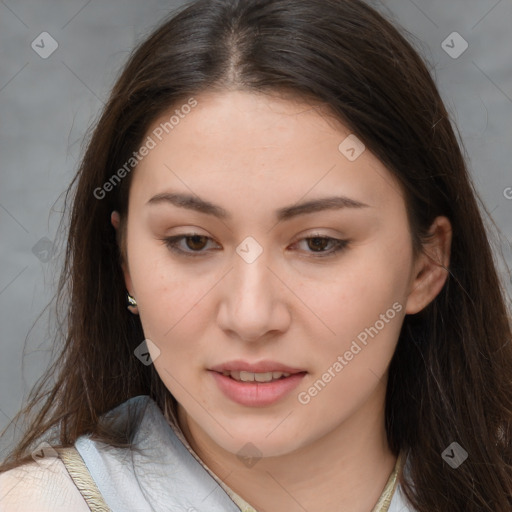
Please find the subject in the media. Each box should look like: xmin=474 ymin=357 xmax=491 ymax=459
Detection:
xmin=2 ymin=0 xmax=511 ymax=509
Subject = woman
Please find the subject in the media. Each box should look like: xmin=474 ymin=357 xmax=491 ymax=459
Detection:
xmin=1 ymin=0 xmax=511 ymax=510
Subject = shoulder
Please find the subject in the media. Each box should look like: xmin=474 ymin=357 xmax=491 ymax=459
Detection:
xmin=0 ymin=456 xmax=89 ymax=512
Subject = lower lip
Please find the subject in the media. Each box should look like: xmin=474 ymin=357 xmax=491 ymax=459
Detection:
xmin=209 ymin=371 xmax=306 ymax=407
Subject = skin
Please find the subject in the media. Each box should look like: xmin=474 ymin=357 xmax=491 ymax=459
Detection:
xmin=111 ymin=90 xmax=451 ymax=512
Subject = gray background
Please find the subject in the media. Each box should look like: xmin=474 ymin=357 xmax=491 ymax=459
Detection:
xmin=1 ymin=0 xmax=511 ymax=455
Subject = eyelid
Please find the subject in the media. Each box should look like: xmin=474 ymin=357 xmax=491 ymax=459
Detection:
xmin=160 ymin=232 xmax=349 ymax=258
xmin=161 ymin=233 xmax=219 ymax=257
xmin=289 ymin=233 xmax=349 ymax=258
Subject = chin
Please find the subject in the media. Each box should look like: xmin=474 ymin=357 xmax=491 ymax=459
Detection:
xmin=208 ymin=422 xmax=309 ymax=459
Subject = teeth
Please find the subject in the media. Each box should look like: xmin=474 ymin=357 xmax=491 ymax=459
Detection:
xmin=221 ymin=371 xmax=291 ymax=382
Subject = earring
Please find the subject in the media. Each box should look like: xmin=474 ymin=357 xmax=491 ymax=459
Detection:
xmin=127 ymin=293 xmax=138 ymax=308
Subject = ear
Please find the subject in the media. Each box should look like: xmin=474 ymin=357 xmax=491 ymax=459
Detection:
xmin=111 ymin=211 xmax=139 ymax=315
xmin=405 ymin=216 xmax=452 ymax=315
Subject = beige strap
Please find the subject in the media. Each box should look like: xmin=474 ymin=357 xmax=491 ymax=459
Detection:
xmin=56 ymin=447 xmax=111 ymax=512
xmin=371 ymin=451 xmax=405 ymax=512
xmin=56 ymin=442 xmax=403 ymax=512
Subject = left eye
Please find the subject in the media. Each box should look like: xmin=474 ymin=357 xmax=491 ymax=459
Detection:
xmin=292 ymin=236 xmax=349 ymax=257
xmin=161 ymin=234 xmax=348 ymax=258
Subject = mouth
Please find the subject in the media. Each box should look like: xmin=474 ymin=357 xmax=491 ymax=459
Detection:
xmin=209 ymin=360 xmax=307 ymax=382
xmin=208 ymin=361 xmax=308 ymax=406
xmin=216 ymin=370 xmax=302 ymax=383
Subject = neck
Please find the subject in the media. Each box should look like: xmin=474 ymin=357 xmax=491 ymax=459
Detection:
xmin=177 ymin=383 xmax=397 ymax=512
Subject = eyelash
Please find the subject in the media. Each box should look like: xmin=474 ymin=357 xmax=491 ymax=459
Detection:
xmin=160 ymin=233 xmax=349 ymax=259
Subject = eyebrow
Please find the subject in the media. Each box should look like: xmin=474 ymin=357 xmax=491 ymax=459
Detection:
xmin=146 ymin=191 xmax=369 ymax=222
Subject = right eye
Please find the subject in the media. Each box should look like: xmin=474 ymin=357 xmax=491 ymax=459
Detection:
xmin=161 ymin=233 xmax=220 ymax=257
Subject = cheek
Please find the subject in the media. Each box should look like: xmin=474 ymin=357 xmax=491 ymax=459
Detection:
xmin=302 ymin=242 xmax=410 ymax=342
xmin=125 ymin=232 xmax=180 ymax=328
xmin=293 ymin=256 xmax=407 ymax=431
xmin=132 ymin=261 xmax=214 ymax=399
xmin=133 ymin=263 xmax=212 ymax=346
xmin=295 ymin=240 xmax=411 ymax=402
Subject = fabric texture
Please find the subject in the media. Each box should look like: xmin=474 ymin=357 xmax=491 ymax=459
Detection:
xmin=74 ymin=395 xmax=242 ymax=512
xmin=66 ymin=394 xmax=417 ymax=512
xmin=56 ymin=447 xmax=111 ymax=511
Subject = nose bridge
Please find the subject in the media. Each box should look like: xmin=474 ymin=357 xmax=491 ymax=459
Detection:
xmin=231 ymin=236 xmax=274 ymax=306
xmin=217 ymin=235 xmax=289 ymax=340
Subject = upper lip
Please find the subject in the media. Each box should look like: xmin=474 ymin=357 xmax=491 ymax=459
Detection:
xmin=209 ymin=360 xmax=307 ymax=374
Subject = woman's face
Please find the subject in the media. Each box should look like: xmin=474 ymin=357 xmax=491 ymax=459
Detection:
xmin=113 ymin=90 xmax=446 ymax=458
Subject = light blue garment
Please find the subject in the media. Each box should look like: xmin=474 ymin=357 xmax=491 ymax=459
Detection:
xmin=74 ymin=395 xmax=416 ymax=511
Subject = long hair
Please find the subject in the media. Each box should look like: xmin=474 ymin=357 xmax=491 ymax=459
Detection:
xmin=1 ymin=1 xmax=511 ymax=509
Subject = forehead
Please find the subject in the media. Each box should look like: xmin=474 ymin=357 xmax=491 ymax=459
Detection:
xmin=129 ymin=90 xmax=404 ymax=213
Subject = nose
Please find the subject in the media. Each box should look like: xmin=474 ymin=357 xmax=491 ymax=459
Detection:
xmin=216 ymin=246 xmax=291 ymax=343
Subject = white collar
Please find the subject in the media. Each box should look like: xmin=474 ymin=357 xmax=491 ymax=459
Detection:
xmin=75 ymin=395 xmax=416 ymax=511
